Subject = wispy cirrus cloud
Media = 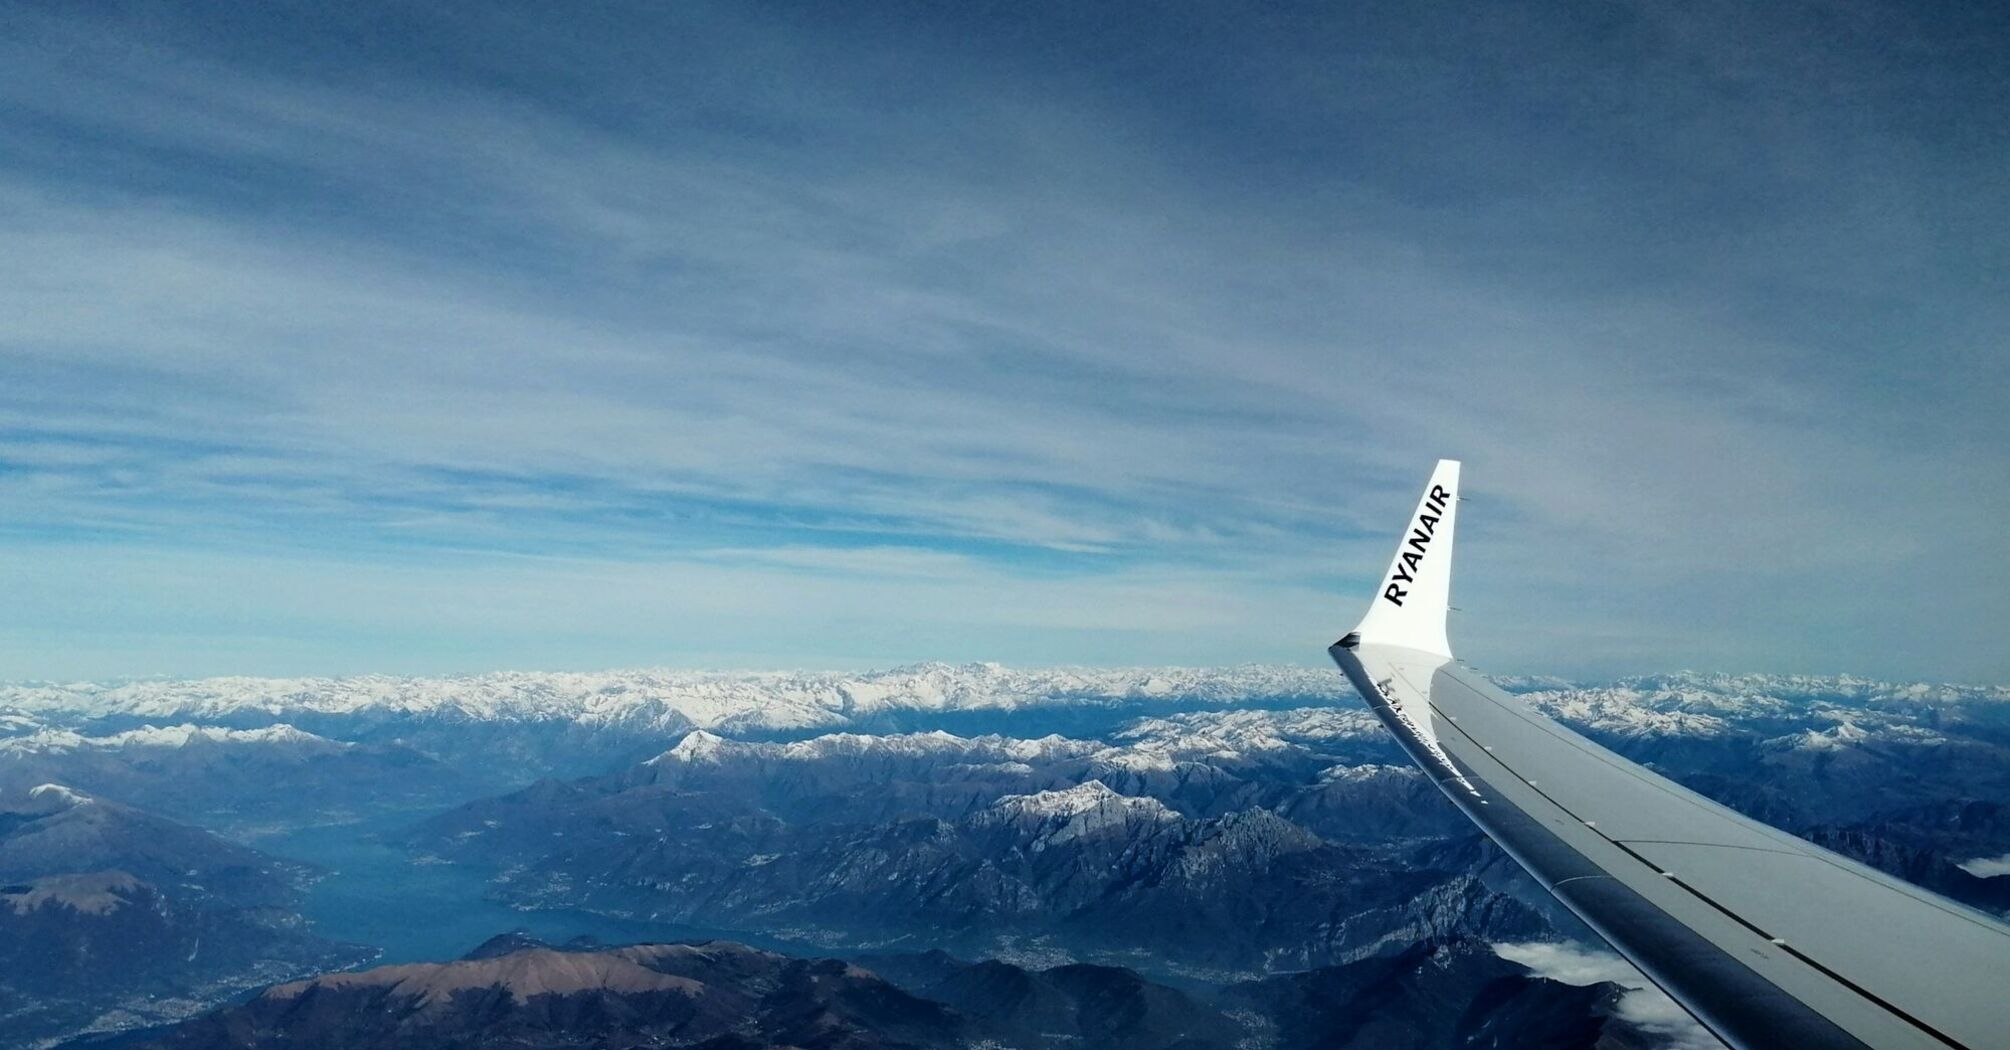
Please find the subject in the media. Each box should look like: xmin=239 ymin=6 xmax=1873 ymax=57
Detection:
xmin=1 ymin=2 xmax=2005 ymax=679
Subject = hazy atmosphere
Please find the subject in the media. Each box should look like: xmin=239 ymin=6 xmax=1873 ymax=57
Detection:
xmin=4 ymin=0 xmax=2007 ymax=681
xmin=4 ymin=8 xmax=2009 ymax=1050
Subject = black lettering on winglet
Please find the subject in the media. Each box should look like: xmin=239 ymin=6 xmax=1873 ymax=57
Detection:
xmin=1383 ymin=583 xmax=1407 ymax=606
xmin=1430 ymin=485 xmax=1451 ymax=503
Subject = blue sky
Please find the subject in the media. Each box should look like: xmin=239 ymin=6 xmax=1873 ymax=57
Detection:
xmin=1 ymin=1 xmax=2006 ymax=681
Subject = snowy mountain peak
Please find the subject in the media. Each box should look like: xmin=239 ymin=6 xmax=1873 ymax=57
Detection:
xmin=1318 ymin=763 xmax=1421 ymax=783
xmin=654 ymin=730 xmax=734 ymax=764
xmin=992 ymin=780 xmax=1174 ymax=821
xmin=1769 ymin=721 xmax=1875 ymax=752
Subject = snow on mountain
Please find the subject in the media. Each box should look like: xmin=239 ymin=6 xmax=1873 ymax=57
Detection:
xmin=1527 ymin=694 xmax=1737 ymax=738
xmin=1860 ymin=723 xmax=1954 ymax=746
xmin=576 ymin=661 xmax=2010 ymax=795
xmin=1115 ymin=708 xmax=1383 ymax=753
xmin=652 ymin=729 xmax=734 ymax=764
xmin=1774 ymin=721 xmax=1873 ymax=751
xmin=0 ymin=723 xmax=346 ymax=754
xmin=1514 ymin=671 xmax=2010 ymax=741
xmin=4 ymin=665 xmax=2001 ymax=763
xmin=991 ymin=780 xmax=1175 ymax=821
xmin=640 ymin=716 xmax=1378 ymax=783
xmin=984 ymin=781 xmax=1180 ymax=849
xmin=0 ymin=729 xmax=91 ymax=752
xmin=1615 ymin=672 xmax=2010 ymax=706
xmin=1317 ymin=763 xmax=1421 ymax=784
xmin=646 ymin=728 xmax=1104 ymax=768
xmin=0 ymin=663 xmax=1352 ymax=735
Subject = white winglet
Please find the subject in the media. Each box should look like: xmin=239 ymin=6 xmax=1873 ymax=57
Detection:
xmin=1349 ymin=459 xmax=1460 ymax=657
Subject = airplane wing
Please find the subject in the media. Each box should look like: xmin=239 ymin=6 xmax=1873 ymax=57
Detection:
xmin=1328 ymin=459 xmax=2010 ymax=1050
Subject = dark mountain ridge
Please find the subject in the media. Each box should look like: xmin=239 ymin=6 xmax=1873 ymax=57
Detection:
xmin=0 ymin=785 xmax=367 ymax=1048
xmin=125 ymin=935 xmax=1667 ymax=1050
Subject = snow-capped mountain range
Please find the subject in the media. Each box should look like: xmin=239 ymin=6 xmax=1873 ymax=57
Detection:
xmin=1515 ymin=672 xmax=2010 ymax=740
xmin=0 ymin=723 xmax=345 ymax=754
xmin=0 ymin=722 xmax=465 ymax=830
xmin=0 ymin=663 xmax=1352 ymax=735
xmin=3 ymin=663 xmax=2006 ymax=1049
xmin=4 ymin=663 xmax=2004 ymax=813
xmin=6 ymin=664 xmax=2002 ymax=737
xmin=418 ymin=725 xmax=1529 ymax=974
xmin=644 ymin=708 xmax=1389 ymax=781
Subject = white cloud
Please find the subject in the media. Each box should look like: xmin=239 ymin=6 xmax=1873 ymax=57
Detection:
xmin=0 ymin=5 xmax=2005 ymax=679
xmin=1957 ymin=854 xmax=2010 ymax=879
xmin=1494 ymin=941 xmax=1723 ymax=1050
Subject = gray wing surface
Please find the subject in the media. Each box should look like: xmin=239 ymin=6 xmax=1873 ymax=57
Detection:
xmin=1329 ymin=461 xmax=2010 ymax=1050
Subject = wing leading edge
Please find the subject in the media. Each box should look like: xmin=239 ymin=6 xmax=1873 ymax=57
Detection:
xmin=1328 ymin=460 xmax=2010 ymax=1050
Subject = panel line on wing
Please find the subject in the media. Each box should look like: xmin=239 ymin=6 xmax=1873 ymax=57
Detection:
xmin=1444 ymin=673 xmax=2010 ymax=940
xmin=1607 ymin=839 xmax=1810 ymax=857
xmin=1424 ymin=697 xmax=1974 ymax=1050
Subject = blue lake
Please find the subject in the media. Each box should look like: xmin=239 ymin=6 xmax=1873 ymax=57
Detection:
xmin=253 ymin=811 xmax=807 ymax=967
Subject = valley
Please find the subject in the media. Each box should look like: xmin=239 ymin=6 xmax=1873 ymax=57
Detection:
xmin=4 ymin=664 xmax=2008 ymax=1048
